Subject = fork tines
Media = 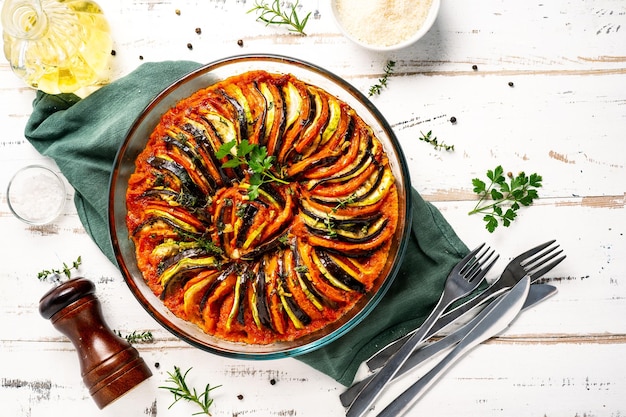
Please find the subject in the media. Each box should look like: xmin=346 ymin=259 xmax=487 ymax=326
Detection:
xmin=521 ymin=240 xmax=566 ymax=281
xmin=461 ymin=245 xmax=499 ymax=282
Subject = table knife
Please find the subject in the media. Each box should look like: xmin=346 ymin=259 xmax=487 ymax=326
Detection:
xmin=339 ymin=282 xmax=556 ymax=407
xmin=375 ymin=276 xmax=531 ymax=417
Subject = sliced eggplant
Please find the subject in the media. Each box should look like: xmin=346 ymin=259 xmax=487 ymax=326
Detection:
xmin=235 ymin=203 xmax=259 ymax=248
xmin=312 ymin=249 xmax=366 ymax=293
xmin=159 ymin=255 xmax=219 ymax=299
xmin=276 ymin=252 xmax=311 ymax=329
xmin=251 ymin=260 xmax=273 ymax=331
xmin=219 ymin=88 xmax=248 ymax=143
xmin=161 ymin=129 xmax=217 ymax=193
xmin=226 ymin=267 xmax=249 ymax=330
xmin=147 ymin=155 xmax=206 ymax=207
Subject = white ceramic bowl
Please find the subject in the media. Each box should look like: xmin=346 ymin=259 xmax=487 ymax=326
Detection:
xmin=331 ymin=0 xmax=441 ymax=51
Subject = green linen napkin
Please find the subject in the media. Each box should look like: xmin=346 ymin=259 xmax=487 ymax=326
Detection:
xmin=24 ymin=61 xmax=468 ymax=386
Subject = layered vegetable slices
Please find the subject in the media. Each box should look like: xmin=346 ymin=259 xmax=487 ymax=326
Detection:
xmin=126 ymin=70 xmax=399 ymax=344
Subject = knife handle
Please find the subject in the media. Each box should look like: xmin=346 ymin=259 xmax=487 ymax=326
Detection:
xmin=376 ymin=332 xmax=483 ymax=417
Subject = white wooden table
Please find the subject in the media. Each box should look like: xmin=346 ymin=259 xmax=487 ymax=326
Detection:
xmin=1 ymin=1 xmax=625 ymax=416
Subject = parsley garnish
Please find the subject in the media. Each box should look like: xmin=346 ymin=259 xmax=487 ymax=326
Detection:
xmin=248 ymin=0 xmax=311 ymax=35
xmin=469 ymin=165 xmax=543 ymax=232
xmin=216 ymin=140 xmax=288 ymax=200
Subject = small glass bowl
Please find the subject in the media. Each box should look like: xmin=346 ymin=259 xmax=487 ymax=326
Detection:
xmin=7 ymin=165 xmax=66 ymax=225
xmin=331 ymin=0 xmax=441 ymax=52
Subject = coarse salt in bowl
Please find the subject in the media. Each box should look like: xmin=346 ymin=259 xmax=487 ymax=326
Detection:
xmin=7 ymin=165 xmax=66 ymax=225
xmin=331 ymin=0 xmax=441 ymax=51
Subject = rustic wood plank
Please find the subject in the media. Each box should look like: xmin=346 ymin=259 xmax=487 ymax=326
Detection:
xmin=1 ymin=0 xmax=624 ymax=415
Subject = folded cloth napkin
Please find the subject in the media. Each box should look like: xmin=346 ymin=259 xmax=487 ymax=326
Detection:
xmin=25 ymin=61 xmax=468 ymax=386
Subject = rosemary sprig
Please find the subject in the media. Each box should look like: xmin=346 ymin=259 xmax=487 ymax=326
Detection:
xmin=114 ymin=330 xmax=154 ymax=344
xmin=418 ymin=130 xmax=455 ymax=151
xmin=37 ymin=256 xmax=82 ymax=282
xmin=248 ymin=0 xmax=311 ymax=35
xmin=368 ymin=60 xmax=396 ymax=96
xmin=159 ymin=366 xmax=220 ymax=416
xmin=469 ymin=165 xmax=543 ymax=232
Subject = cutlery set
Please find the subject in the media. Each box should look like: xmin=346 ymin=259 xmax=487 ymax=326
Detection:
xmin=341 ymin=240 xmax=566 ymax=417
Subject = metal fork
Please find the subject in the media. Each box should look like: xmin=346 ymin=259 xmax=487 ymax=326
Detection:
xmin=365 ymin=239 xmax=565 ymax=372
xmin=345 ymin=243 xmax=498 ymax=417
xmin=340 ymin=241 xmax=565 ymax=408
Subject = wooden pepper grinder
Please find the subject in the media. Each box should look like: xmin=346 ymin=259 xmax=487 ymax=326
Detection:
xmin=39 ymin=277 xmax=152 ymax=409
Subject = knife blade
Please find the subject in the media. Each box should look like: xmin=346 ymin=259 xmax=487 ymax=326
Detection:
xmin=375 ymin=275 xmax=531 ymax=417
xmin=366 ymin=242 xmax=565 ymax=372
xmin=339 ymin=282 xmax=556 ymax=407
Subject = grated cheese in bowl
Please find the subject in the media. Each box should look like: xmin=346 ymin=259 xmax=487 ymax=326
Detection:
xmin=331 ymin=0 xmax=440 ymax=51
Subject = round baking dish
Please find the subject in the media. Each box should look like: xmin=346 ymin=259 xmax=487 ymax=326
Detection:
xmin=109 ymin=54 xmax=412 ymax=359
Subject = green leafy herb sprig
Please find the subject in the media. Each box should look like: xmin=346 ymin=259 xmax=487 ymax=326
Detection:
xmin=469 ymin=165 xmax=543 ymax=232
xmin=216 ymin=139 xmax=288 ymax=201
xmin=159 ymin=366 xmax=220 ymax=416
xmin=114 ymin=330 xmax=154 ymax=344
xmin=248 ymin=0 xmax=311 ymax=35
xmin=176 ymin=230 xmax=224 ymax=256
xmin=418 ymin=130 xmax=455 ymax=151
xmin=37 ymin=256 xmax=82 ymax=282
xmin=324 ymin=193 xmax=357 ymax=237
xmin=369 ymin=60 xmax=396 ymax=96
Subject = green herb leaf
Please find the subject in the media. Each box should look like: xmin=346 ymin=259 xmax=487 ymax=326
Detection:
xmin=368 ymin=60 xmax=396 ymax=97
xmin=417 ymin=130 xmax=455 ymax=151
xmin=159 ymin=366 xmax=220 ymax=416
xmin=215 ymin=141 xmax=236 ymax=159
xmin=248 ymin=0 xmax=311 ymax=35
xmin=37 ymin=256 xmax=82 ymax=282
xmin=218 ymin=140 xmax=287 ymax=201
xmin=114 ymin=330 xmax=154 ymax=344
xmin=469 ymin=165 xmax=542 ymax=232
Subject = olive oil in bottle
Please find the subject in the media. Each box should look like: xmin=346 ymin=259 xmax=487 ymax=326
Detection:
xmin=1 ymin=0 xmax=112 ymax=95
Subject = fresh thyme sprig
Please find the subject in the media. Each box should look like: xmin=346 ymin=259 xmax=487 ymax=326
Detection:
xmin=114 ymin=330 xmax=154 ymax=344
xmin=469 ymin=165 xmax=543 ymax=232
xmin=368 ymin=60 xmax=396 ymax=96
xmin=418 ymin=130 xmax=455 ymax=151
xmin=248 ymin=0 xmax=311 ymax=35
xmin=216 ymin=139 xmax=288 ymax=200
xmin=176 ymin=230 xmax=224 ymax=256
xmin=324 ymin=193 xmax=357 ymax=237
xmin=159 ymin=366 xmax=220 ymax=416
xmin=37 ymin=256 xmax=82 ymax=282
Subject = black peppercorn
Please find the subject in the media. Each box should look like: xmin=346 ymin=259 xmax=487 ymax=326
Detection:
xmin=269 ymin=378 xmax=276 ymax=385
xmin=187 ymin=43 xmax=193 ymax=50
xmin=237 ymin=394 xmax=244 ymax=400
xmin=508 ymin=81 xmax=514 ymax=87
xmin=154 ymin=362 xmax=160 ymax=368
xmin=139 ymin=55 xmax=144 ymax=60
xmin=237 ymin=39 xmax=244 ymax=47
xmin=450 ymin=116 xmax=457 ymax=124
xmin=472 ymin=64 xmax=478 ymax=70
xmin=195 ymin=27 xmax=202 ymax=34
xmin=110 ymin=49 xmax=116 ymax=56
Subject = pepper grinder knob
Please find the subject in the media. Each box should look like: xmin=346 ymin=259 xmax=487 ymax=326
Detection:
xmin=39 ymin=277 xmax=152 ymax=409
